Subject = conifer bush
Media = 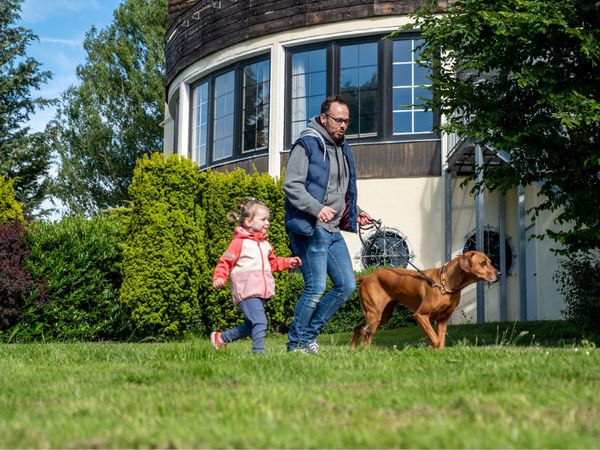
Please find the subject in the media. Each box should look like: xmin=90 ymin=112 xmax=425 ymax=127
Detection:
xmin=197 ymin=168 xmax=294 ymax=333
xmin=0 ymin=178 xmax=24 ymax=223
xmin=121 ymin=153 xmax=206 ymax=339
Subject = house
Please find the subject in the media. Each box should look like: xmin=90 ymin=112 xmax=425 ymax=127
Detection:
xmin=162 ymin=0 xmax=566 ymax=324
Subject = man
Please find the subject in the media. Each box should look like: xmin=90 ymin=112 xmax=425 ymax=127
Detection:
xmin=284 ymin=95 xmax=372 ymax=353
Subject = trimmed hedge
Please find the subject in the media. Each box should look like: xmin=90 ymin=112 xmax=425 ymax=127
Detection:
xmin=197 ymin=168 xmax=294 ymax=334
xmin=121 ymin=153 xmax=205 ymax=340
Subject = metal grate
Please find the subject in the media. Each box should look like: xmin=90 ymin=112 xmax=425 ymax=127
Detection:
xmin=358 ymin=226 xmax=413 ymax=268
xmin=463 ymin=227 xmax=513 ymax=274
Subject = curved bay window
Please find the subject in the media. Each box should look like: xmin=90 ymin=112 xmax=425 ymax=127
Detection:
xmin=286 ymin=34 xmax=435 ymax=147
xmin=191 ymin=56 xmax=270 ymax=168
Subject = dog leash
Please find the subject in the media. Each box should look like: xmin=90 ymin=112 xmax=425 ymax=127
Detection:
xmin=359 ymin=219 xmax=453 ymax=294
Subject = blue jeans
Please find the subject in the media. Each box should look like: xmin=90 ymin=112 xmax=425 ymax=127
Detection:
xmin=287 ymin=226 xmax=356 ymax=350
xmin=221 ymin=297 xmax=268 ymax=353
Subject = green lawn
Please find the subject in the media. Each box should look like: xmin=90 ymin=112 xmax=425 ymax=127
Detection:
xmin=1 ymin=321 xmax=598 ymax=448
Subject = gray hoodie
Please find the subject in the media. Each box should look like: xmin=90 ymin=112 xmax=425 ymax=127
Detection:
xmin=283 ymin=117 xmax=350 ymax=233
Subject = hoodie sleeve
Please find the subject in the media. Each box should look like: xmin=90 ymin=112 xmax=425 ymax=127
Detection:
xmin=267 ymin=243 xmax=293 ymax=272
xmin=213 ymin=238 xmax=243 ymax=282
xmin=283 ymin=143 xmax=324 ymax=217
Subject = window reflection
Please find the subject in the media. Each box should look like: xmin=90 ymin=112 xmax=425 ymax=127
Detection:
xmin=291 ymin=48 xmax=326 ymax=141
xmin=243 ymin=60 xmax=270 ymax=152
xmin=192 ymin=82 xmax=209 ymax=166
xmin=213 ymin=70 xmax=235 ymax=161
xmin=340 ymin=41 xmax=378 ymax=138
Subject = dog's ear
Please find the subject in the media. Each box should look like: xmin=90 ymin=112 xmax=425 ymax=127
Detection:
xmin=458 ymin=253 xmax=472 ymax=272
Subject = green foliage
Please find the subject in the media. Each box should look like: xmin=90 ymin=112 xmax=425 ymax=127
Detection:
xmin=8 ymin=214 xmax=130 ymax=341
xmin=0 ymin=221 xmax=42 ymax=330
xmin=121 ymin=153 xmax=205 ymax=340
xmin=0 ymin=0 xmax=54 ymax=215
xmin=51 ymin=0 xmax=167 ymax=215
xmin=405 ymin=0 xmax=600 ymax=253
xmin=0 ymin=177 xmax=25 ymax=224
xmin=197 ymin=168 xmax=293 ymax=333
xmin=554 ymin=251 xmax=600 ymax=337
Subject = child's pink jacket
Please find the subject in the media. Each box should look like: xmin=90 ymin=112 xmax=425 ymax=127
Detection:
xmin=213 ymin=226 xmax=294 ymax=304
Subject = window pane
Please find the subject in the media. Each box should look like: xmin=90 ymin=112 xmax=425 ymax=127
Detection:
xmin=192 ymin=82 xmax=209 ymax=166
xmin=308 ymin=71 xmax=326 ymax=96
xmin=393 ymin=88 xmax=412 ymax=109
xmin=359 ymin=65 xmax=377 ymax=88
xmin=414 ymin=87 xmax=432 ymax=106
xmin=340 ymin=44 xmax=358 ymax=69
xmin=340 ymin=41 xmax=378 ymax=138
xmin=414 ymin=64 xmax=430 ymax=86
xmin=393 ymin=40 xmax=412 ymax=63
xmin=291 ymin=48 xmax=327 ymax=141
xmin=393 ymin=111 xmax=412 ymax=134
xmin=393 ymin=64 xmax=412 ymax=86
xmin=213 ymin=70 xmax=235 ymax=160
xmin=340 ymin=68 xmax=358 ymax=91
xmin=359 ymin=42 xmax=378 ymax=67
xmin=414 ymin=110 xmax=432 ymax=133
xmin=242 ymin=59 xmax=270 ymax=152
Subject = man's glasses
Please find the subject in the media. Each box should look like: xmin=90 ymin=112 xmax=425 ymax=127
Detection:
xmin=325 ymin=114 xmax=349 ymax=126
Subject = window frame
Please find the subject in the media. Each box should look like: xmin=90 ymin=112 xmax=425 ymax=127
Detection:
xmin=189 ymin=54 xmax=270 ymax=169
xmin=284 ymin=32 xmax=438 ymax=149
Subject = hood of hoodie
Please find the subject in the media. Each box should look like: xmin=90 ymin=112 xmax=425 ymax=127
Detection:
xmin=299 ymin=116 xmax=345 ymax=150
xmin=233 ymin=226 xmax=267 ymax=241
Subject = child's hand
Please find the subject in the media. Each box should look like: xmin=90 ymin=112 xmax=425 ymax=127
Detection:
xmin=213 ymin=278 xmax=226 ymax=288
xmin=288 ymin=256 xmax=302 ymax=268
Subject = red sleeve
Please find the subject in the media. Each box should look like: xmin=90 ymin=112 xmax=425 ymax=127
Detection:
xmin=213 ymin=238 xmax=243 ymax=282
xmin=268 ymin=242 xmax=293 ymax=272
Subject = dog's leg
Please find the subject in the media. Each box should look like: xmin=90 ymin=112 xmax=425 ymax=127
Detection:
xmin=351 ymin=324 xmax=364 ymax=350
xmin=414 ymin=313 xmax=441 ymax=348
xmin=436 ymin=319 xmax=449 ymax=349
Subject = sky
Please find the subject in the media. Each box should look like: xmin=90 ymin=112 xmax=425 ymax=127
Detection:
xmin=19 ymin=0 xmax=124 ymax=132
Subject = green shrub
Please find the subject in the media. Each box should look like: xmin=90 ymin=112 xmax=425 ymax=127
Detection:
xmin=197 ymin=168 xmax=293 ymax=333
xmin=13 ymin=214 xmax=129 ymax=341
xmin=121 ymin=153 xmax=205 ymax=340
xmin=0 ymin=177 xmax=24 ymax=224
xmin=554 ymin=251 xmax=600 ymax=337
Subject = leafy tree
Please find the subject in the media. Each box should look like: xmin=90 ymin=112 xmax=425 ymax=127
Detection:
xmin=0 ymin=0 xmax=54 ymax=215
xmin=407 ymin=0 xmax=599 ymax=254
xmin=50 ymin=0 xmax=167 ymax=215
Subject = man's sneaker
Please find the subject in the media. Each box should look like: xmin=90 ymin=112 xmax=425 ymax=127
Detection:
xmin=210 ymin=331 xmax=227 ymax=350
xmin=304 ymin=341 xmax=319 ymax=354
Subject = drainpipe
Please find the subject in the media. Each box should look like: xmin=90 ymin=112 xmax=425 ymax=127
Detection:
xmin=475 ymin=144 xmax=485 ymax=323
xmin=518 ymin=185 xmax=527 ymax=321
xmin=499 ymin=192 xmax=507 ymax=321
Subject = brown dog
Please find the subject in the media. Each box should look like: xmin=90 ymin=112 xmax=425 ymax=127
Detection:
xmin=351 ymin=251 xmax=499 ymax=349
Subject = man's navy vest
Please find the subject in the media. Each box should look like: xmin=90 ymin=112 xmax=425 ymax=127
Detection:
xmin=284 ymin=135 xmax=358 ymax=236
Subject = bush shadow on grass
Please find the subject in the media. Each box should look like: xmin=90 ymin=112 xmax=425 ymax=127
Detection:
xmin=342 ymin=320 xmax=589 ymax=351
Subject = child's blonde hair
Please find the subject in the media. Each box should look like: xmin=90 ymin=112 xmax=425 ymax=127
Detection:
xmin=227 ymin=197 xmax=268 ymax=227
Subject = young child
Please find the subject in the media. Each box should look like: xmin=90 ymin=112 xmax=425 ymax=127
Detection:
xmin=211 ymin=198 xmax=301 ymax=354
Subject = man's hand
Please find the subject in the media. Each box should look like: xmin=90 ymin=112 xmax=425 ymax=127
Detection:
xmin=317 ymin=206 xmax=337 ymax=223
xmin=213 ymin=278 xmax=226 ymax=288
xmin=358 ymin=211 xmax=373 ymax=226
